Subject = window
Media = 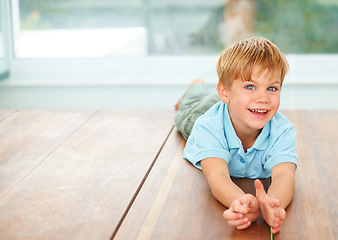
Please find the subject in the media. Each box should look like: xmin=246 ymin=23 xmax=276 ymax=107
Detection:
xmin=13 ymin=0 xmax=225 ymax=58
xmin=3 ymin=0 xmax=338 ymax=110
xmin=12 ymin=0 xmax=338 ymax=59
xmin=0 ymin=0 xmax=9 ymax=79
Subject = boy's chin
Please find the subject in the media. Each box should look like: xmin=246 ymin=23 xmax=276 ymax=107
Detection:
xmin=248 ymin=119 xmax=271 ymax=130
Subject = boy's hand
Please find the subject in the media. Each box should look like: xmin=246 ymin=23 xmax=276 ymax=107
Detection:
xmin=223 ymin=194 xmax=260 ymax=230
xmin=255 ymin=179 xmax=286 ymax=234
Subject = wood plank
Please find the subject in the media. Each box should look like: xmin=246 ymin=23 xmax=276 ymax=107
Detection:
xmin=280 ymin=110 xmax=338 ymax=239
xmin=0 ymin=109 xmax=17 ymax=121
xmin=0 ymin=110 xmax=175 ymax=240
xmin=115 ymin=111 xmax=338 ymax=240
xmin=0 ymin=110 xmax=96 ymax=198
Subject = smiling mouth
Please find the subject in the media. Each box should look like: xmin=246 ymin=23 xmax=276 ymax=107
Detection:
xmin=249 ymin=109 xmax=269 ymax=115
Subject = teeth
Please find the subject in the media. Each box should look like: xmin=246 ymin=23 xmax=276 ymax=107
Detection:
xmin=250 ymin=109 xmax=267 ymax=113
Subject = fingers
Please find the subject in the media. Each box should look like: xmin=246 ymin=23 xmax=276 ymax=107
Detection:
xmin=271 ymin=219 xmax=282 ymax=234
xmin=228 ymin=216 xmax=250 ymax=228
xmin=276 ymin=208 xmax=286 ymax=221
xmin=271 ymin=226 xmax=281 ymax=234
xmin=254 ymin=179 xmax=266 ymax=202
xmin=269 ymin=208 xmax=286 ymax=233
xmin=228 ymin=216 xmax=249 ymax=227
xmin=230 ymin=194 xmax=258 ymax=215
xmin=239 ymin=194 xmax=256 ymax=208
xmin=223 ymin=209 xmax=251 ymax=230
xmin=268 ymin=201 xmax=285 ymax=222
xmin=230 ymin=199 xmax=249 ymax=215
xmin=266 ymin=197 xmax=280 ymax=209
xmin=271 ymin=216 xmax=285 ymax=234
xmin=274 ymin=208 xmax=286 ymax=225
xmin=235 ymin=219 xmax=252 ymax=230
xmin=223 ymin=209 xmax=243 ymax=220
xmin=224 ymin=194 xmax=260 ymax=231
xmin=258 ymin=192 xmax=287 ymax=232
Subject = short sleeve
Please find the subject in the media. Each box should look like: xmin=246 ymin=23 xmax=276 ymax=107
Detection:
xmin=264 ymin=125 xmax=298 ymax=172
xmin=183 ymin=120 xmax=231 ymax=170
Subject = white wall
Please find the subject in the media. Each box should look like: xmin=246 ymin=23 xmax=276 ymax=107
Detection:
xmin=1 ymin=54 xmax=337 ymax=110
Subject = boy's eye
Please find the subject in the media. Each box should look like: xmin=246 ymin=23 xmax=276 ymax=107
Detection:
xmin=245 ymin=85 xmax=255 ymax=90
xmin=267 ymin=86 xmax=277 ymax=91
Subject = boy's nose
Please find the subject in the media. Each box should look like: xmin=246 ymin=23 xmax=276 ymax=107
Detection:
xmin=255 ymin=90 xmax=269 ymax=103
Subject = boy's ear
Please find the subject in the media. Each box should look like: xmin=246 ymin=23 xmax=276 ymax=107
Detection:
xmin=217 ymin=82 xmax=230 ymax=104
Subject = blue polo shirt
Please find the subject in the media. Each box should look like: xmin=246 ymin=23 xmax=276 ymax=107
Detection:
xmin=183 ymin=102 xmax=297 ymax=178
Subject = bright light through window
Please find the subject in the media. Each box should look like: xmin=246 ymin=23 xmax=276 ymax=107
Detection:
xmin=0 ymin=2 xmax=4 ymax=58
xmin=12 ymin=0 xmax=338 ymax=59
xmin=16 ymin=28 xmax=148 ymax=58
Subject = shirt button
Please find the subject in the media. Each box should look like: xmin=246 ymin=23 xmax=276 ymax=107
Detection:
xmin=240 ymin=158 xmax=245 ymax=163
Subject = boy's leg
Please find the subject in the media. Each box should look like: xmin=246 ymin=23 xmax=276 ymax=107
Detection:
xmin=177 ymin=79 xmax=209 ymax=111
xmin=175 ymin=78 xmax=205 ymax=110
xmin=175 ymin=80 xmax=220 ymax=139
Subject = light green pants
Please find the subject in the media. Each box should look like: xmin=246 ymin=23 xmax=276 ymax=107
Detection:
xmin=174 ymin=84 xmax=220 ymax=139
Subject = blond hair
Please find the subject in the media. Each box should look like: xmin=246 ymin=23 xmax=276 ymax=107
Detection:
xmin=216 ymin=37 xmax=289 ymax=89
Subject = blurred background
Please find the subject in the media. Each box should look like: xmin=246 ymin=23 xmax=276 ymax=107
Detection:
xmin=0 ymin=0 xmax=337 ymax=109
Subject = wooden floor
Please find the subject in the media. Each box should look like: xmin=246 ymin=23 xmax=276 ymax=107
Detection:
xmin=0 ymin=110 xmax=337 ymax=240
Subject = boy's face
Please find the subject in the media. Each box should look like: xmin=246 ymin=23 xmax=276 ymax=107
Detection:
xmin=218 ymin=67 xmax=281 ymax=134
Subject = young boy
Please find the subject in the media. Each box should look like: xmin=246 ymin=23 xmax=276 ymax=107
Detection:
xmin=175 ymin=37 xmax=297 ymax=234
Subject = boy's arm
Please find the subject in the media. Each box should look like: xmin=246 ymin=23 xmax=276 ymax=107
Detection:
xmin=200 ymin=157 xmax=245 ymax=207
xmin=256 ymin=162 xmax=296 ymax=233
xmin=268 ymin=162 xmax=296 ymax=209
xmin=201 ymin=157 xmax=260 ymax=229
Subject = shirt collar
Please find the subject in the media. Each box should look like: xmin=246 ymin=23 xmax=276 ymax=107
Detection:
xmin=251 ymin=121 xmax=270 ymax=151
xmin=223 ymin=103 xmax=270 ymax=151
xmin=223 ymin=104 xmax=241 ymax=149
